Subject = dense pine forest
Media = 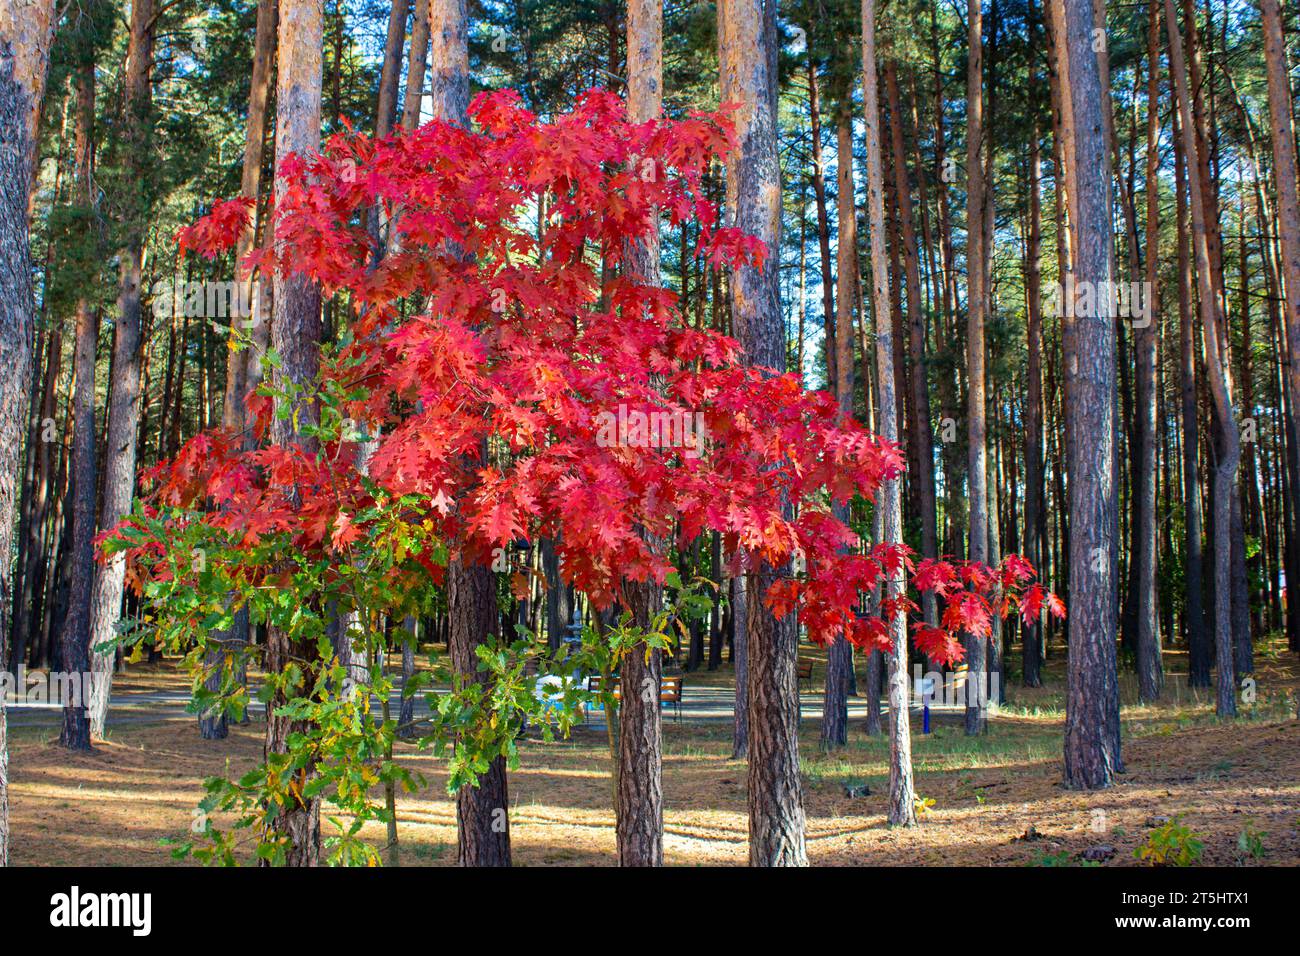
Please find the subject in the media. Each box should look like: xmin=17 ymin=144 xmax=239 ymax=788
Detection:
xmin=0 ymin=0 xmax=1297 ymax=875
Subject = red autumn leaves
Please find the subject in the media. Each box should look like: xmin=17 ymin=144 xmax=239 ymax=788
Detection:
xmin=129 ymin=88 xmax=1061 ymax=667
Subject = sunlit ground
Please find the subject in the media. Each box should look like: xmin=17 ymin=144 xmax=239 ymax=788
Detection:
xmin=7 ymin=639 xmax=1298 ymax=866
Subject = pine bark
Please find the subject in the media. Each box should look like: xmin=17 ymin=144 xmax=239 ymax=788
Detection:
xmin=964 ymin=0 xmax=989 ymax=736
xmin=885 ymin=62 xmax=938 ymax=628
xmin=448 ymin=551 xmax=512 ymax=866
xmin=862 ymin=0 xmax=915 ymax=825
xmin=375 ymin=0 xmax=409 ymax=137
xmin=719 ymin=0 xmax=806 ymax=866
xmin=730 ymin=570 xmax=748 ymax=758
xmin=1261 ymin=0 xmax=1300 ymax=655
xmin=1061 ymin=0 xmax=1123 ymax=789
xmin=1173 ymin=106 xmax=1209 ymax=686
xmin=87 ymin=0 xmax=156 ymax=739
xmin=59 ymin=43 xmax=98 ymax=754
xmin=263 ymin=0 xmax=325 ymax=865
xmin=400 ymin=0 xmax=432 ymax=131
xmin=1165 ymin=0 xmax=1239 ymax=717
xmin=618 ymin=582 xmax=664 ymax=865
xmin=1135 ymin=0 xmax=1163 ymax=701
xmin=806 ymin=53 xmax=836 ymax=387
xmin=0 ymin=0 xmax=58 ymax=863
xmin=615 ymin=0 xmax=665 ymax=867
xmin=819 ymin=113 xmax=856 ymax=751
xmin=427 ymin=0 xmax=469 ymax=127
xmin=1023 ymin=116 xmax=1045 ymax=687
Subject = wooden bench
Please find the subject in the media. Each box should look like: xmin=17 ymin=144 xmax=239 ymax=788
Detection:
xmin=585 ymin=674 xmax=684 ymax=721
xmin=659 ymin=675 xmax=683 ymax=722
xmin=796 ymin=657 xmax=814 ymax=692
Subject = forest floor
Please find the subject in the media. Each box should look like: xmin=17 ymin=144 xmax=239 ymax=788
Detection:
xmin=6 ymin=639 xmax=1299 ymax=866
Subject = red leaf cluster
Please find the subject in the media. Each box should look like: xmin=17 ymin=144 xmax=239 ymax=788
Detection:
xmin=118 ymin=89 xmax=1061 ymax=667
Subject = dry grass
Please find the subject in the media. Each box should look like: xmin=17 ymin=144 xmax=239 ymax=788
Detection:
xmin=7 ymin=642 xmax=1299 ymax=866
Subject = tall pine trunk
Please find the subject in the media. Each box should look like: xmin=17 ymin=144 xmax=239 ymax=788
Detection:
xmin=375 ymin=0 xmax=408 ymax=136
xmin=719 ymin=0 xmax=806 ymax=866
xmin=964 ymin=0 xmax=989 ymax=736
xmin=400 ymin=0 xmax=431 ymax=131
xmin=1023 ymin=113 xmax=1045 ymax=687
xmin=422 ymin=0 xmax=509 ymax=867
xmin=87 ymin=0 xmax=155 ymax=739
xmin=59 ymin=39 xmax=98 ymax=754
xmin=1061 ymin=0 xmax=1122 ymax=789
xmin=863 ymin=0 xmax=916 ymax=826
xmin=819 ymin=113 xmax=856 ymax=751
xmin=1135 ymin=0 xmax=1163 ymax=701
xmin=806 ymin=50 xmax=836 ymax=387
xmin=1165 ymin=0 xmax=1239 ymax=718
xmin=1261 ymin=0 xmax=1300 ymax=659
xmin=0 ymin=0 xmax=58 ymax=863
xmin=263 ymin=0 xmax=325 ymax=865
xmin=1173 ymin=106 xmax=1208 ymax=686
xmin=885 ymin=62 xmax=939 ymax=631
xmin=615 ymin=0 xmax=665 ymax=867
xmin=448 ymin=551 xmax=511 ymax=866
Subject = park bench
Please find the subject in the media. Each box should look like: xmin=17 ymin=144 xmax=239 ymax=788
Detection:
xmin=659 ymin=675 xmax=683 ymax=722
xmin=584 ymin=674 xmax=684 ymax=722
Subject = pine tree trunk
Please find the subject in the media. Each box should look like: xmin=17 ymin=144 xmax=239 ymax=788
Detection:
xmin=618 ymin=581 xmax=664 ymax=865
xmin=541 ymin=537 xmax=570 ymax=651
xmin=427 ymin=0 xmax=469 ymax=127
xmin=963 ymin=0 xmax=989 ymax=736
xmin=400 ymin=0 xmax=431 ymax=131
xmin=806 ymin=51 xmax=836 ymax=387
xmin=59 ymin=47 xmax=98 ymax=754
xmin=1173 ymin=107 xmax=1209 ymax=686
xmin=263 ymin=0 xmax=325 ymax=865
xmin=819 ymin=113 xmax=857 ymax=752
xmin=885 ymin=63 xmax=938 ymax=629
xmin=87 ymin=0 xmax=155 ymax=739
xmin=448 ymin=552 xmax=512 ymax=866
xmin=719 ymin=0 xmax=806 ymax=866
xmin=0 ymin=0 xmax=58 ymax=864
xmin=708 ymin=531 xmax=723 ymax=669
xmin=1062 ymin=0 xmax=1123 ymax=789
xmin=862 ymin=0 xmax=916 ymax=825
xmin=1135 ymin=0 xmax=1163 ymax=702
xmin=613 ymin=0 xmax=666 ymax=867
xmin=375 ymin=0 xmax=409 ymax=137
xmin=1023 ymin=114 xmax=1045 ymax=687
xmin=730 ymin=570 xmax=748 ymax=758
xmin=227 ymin=0 xmax=277 ymax=431
xmin=1165 ymin=0 xmax=1239 ymax=718
xmin=1261 ymin=0 xmax=1300 ymax=656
